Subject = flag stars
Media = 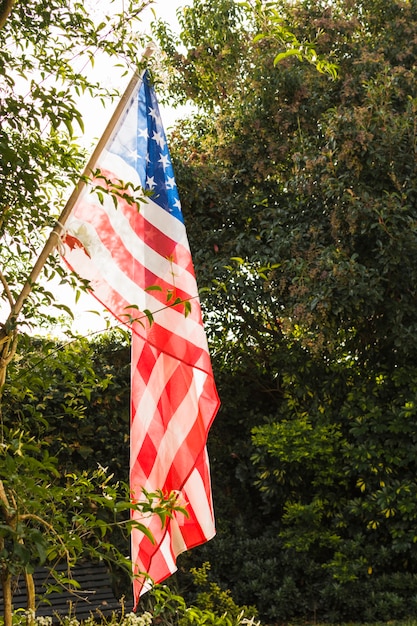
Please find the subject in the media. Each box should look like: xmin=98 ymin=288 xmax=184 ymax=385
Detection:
xmin=146 ymin=175 xmax=156 ymax=189
xmin=152 ymin=130 xmax=166 ymax=150
xmin=138 ymin=127 xmax=148 ymax=140
xmin=148 ymin=106 xmax=159 ymax=121
xmin=166 ymin=176 xmax=176 ymax=189
xmin=127 ymin=148 xmax=139 ymax=161
xmin=158 ymin=153 xmax=171 ymax=170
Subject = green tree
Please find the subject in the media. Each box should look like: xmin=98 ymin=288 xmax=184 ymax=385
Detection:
xmin=0 ymin=331 xmax=187 ymax=626
xmin=0 ymin=0 xmax=155 ymax=369
xmin=4 ymin=332 xmax=131 ymax=478
xmin=154 ymin=0 xmax=417 ymax=621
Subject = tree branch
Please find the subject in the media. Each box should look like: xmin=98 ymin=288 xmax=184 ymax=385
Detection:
xmin=0 ymin=267 xmax=14 ymax=310
xmin=0 ymin=0 xmax=16 ymax=30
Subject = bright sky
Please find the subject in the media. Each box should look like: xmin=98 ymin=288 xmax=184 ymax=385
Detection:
xmin=144 ymin=0 xmax=184 ymax=33
xmin=80 ymin=0 xmax=187 ymax=143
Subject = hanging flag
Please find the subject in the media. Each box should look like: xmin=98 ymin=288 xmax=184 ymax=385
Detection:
xmin=60 ymin=69 xmax=220 ymax=605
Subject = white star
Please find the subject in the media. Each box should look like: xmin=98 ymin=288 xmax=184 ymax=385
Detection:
xmin=159 ymin=153 xmax=171 ymax=170
xmin=138 ymin=127 xmax=148 ymax=139
xmin=173 ymin=198 xmax=182 ymax=210
xmin=152 ymin=130 xmax=166 ymax=149
xmin=166 ymin=176 xmax=176 ymax=189
xmin=146 ymin=175 xmax=156 ymax=189
xmin=127 ymin=148 xmax=138 ymax=161
xmin=148 ymin=106 xmax=159 ymax=120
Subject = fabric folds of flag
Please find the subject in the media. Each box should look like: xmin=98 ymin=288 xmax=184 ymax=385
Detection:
xmin=60 ymin=70 xmax=220 ymax=605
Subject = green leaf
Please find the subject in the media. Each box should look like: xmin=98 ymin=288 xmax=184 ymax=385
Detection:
xmin=143 ymin=309 xmax=154 ymax=325
xmin=184 ymin=300 xmax=192 ymax=317
xmin=273 ymin=48 xmax=302 ymax=66
xmin=145 ymin=285 xmax=163 ymax=292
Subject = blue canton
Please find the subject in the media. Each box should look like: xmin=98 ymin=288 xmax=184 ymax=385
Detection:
xmin=108 ymin=71 xmax=183 ymax=223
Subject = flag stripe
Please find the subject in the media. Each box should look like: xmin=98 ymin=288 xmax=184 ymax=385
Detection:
xmin=130 ymin=349 xmax=213 ymax=488
xmin=66 ymin=192 xmax=198 ymax=305
xmin=64 ymin=241 xmax=211 ymax=364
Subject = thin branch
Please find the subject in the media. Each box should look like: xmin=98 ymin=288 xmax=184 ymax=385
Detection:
xmin=0 ymin=330 xmax=18 ymax=390
xmin=0 ymin=267 xmax=14 ymax=309
xmin=0 ymin=0 xmax=16 ymax=30
xmin=0 ymin=479 xmax=15 ymax=527
xmin=19 ymin=512 xmax=71 ymax=561
xmin=0 ymin=478 xmax=10 ymax=510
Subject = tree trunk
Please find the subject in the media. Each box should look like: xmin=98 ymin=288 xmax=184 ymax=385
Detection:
xmin=0 ymin=330 xmax=18 ymax=392
xmin=1 ymin=570 xmax=13 ymax=626
xmin=0 ymin=482 xmax=18 ymax=626
xmin=25 ymin=570 xmax=36 ymax=626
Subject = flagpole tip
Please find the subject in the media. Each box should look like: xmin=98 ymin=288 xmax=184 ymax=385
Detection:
xmin=142 ymin=42 xmax=158 ymax=60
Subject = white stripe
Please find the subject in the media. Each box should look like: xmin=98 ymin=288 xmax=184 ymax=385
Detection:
xmin=183 ymin=465 xmax=215 ymax=538
xmin=100 ymin=151 xmax=141 ymax=186
xmin=99 ymin=150 xmax=187 ymax=244
xmin=141 ymin=368 xmax=208 ymax=490
xmin=160 ymin=530 xmax=177 ymax=571
xmin=63 ymin=229 xmax=207 ymax=346
xmin=141 ymin=196 xmax=187 ymax=246
xmin=169 ymin=515 xmax=188 ymax=556
xmin=78 ymin=190 xmax=197 ymax=296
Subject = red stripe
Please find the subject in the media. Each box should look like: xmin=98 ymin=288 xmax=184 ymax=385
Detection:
xmin=86 ymin=168 xmax=194 ymax=273
xmin=156 ymin=363 xmax=194 ymax=429
xmin=70 ymin=196 xmax=195 ymax=312
xmin=140 ymin=322 xmax=210 ymax=372
xmin=63 ymin=253 xmax=211 ymax=371
xmin=132 ymin=433 xmax=158 ymax=486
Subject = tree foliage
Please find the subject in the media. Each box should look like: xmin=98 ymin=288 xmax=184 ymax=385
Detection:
xmin=153 ymin=0 xmax=417 ymax=621
xmin=6 ymin=0 xmax=417 ymax=622
xmin=1 ymin=332 xmax=189 ymax=622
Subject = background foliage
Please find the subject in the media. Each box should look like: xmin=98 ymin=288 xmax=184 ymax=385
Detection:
xmin=151 ymin=0 xmax=417 ymax=622
xmin=5 ymin=0 xmax=417 ymax=623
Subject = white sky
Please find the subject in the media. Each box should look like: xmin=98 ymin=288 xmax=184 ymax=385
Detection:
xmin=143 ymin=0 xmax=184 ymax=36
xmin=80 ymin=0 xmax=187 ymax=143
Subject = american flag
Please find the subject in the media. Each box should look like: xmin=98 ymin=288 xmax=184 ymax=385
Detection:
xmin=61 ymin=70 xmax=219 ymax=604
